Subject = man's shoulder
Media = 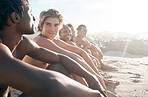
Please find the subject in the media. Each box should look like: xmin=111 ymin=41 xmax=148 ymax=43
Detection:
xmin=0 ymin=43 xmax=12 ymax=58
xmin=16 ymin=36 xmax=38 ymax=52
xmin=22 ymin=36 xmax=31 ymax=44
xmin=21 ymin=36 xmax=37 ymax=47
xmin=0 ymin=43 xmax=9 ymax=51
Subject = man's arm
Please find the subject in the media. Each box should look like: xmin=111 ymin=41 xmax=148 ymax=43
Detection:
xmin=74 ymin=37 xmax=91 ymax=47
xmin=29 ymin=47 xmax=106 ymax=96
xmin=0 ymin=43 xmax=54 ymax=97
xmin=24 ymin=38 xmax=100 ymax=87
xmin=15 ymin=37 xmax=106 ymax=96
xmin=74 ymin=37 xmax=103 ymax=59
xmin=54 ymin=39 xmax=100 ymax=74
xmin=0 ymin=43 xmax=103 ymax=97
xmin=25 ymin=40 xmax=90 ymax=78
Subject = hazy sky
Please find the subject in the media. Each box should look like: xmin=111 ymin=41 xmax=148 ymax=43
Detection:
xmin=29 ymin=0 xmax=148 ymax=35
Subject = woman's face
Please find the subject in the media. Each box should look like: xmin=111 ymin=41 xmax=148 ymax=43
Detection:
xmin=41 ymin=17 xmax=60 ymax=40
xmin=60 ymin=27 xmax=72 ymax=42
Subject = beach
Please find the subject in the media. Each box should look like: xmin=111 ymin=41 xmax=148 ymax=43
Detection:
xmin=11 ymin=33 xmax=148 ymax=97
xmin=102 ymin=55 xmax=148 ymax=97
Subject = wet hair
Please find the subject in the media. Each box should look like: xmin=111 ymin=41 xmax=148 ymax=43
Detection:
xmin=0 ymin=0 xmax=28 ymax=30
xmin=77 ymin=24 xmax=86 ymax=31
xmin=38 ymin=9 xmax=63 ymax=31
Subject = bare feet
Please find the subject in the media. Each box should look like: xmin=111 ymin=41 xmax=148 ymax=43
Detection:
xmin=98 ymin=71 xmax=112 ymax=78
xmin=101 ymin=64 xmax=117 ymax=71
xmin=104 ymin=79 xmax=120 ymax=88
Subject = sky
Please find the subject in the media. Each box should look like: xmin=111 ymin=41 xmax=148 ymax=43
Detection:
xmin=29 ymin=0 xmax=148 ymax=35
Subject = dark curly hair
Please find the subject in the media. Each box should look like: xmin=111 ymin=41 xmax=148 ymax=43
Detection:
xmin=38 ymin=9 xmax=63 ymax=31
xmin=0 ymin=0 xmax=28 ymax=30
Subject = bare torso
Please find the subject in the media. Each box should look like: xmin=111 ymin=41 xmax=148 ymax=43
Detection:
xmin=23 ymin=35 xmax=84 ymax=68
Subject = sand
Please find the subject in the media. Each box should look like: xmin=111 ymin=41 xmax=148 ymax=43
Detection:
xmin=102 ymin=56 xmax=148 ymax=97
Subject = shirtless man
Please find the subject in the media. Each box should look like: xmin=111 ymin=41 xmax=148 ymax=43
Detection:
xmin=23 ymin=9 xmax=118 ymax=97
xmin=0 ymin=0 xmax=104 ymax=97
xmin=75 ymin=24 xmax=103 ymax=59
xmin=75 ymin=24 xmax=116 ymax=70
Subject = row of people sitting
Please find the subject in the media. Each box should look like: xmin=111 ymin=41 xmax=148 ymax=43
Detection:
xmin=0 ymin=0 xmax=119 ymax=96
xmin=22 ymin=9 xmax=119 ymax=97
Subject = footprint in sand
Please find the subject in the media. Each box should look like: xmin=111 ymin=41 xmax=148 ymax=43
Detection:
xmin=132 ymin=79 xmax=141 ymax=83
xmin=130 ymin=76 xmax=140 ymax=78
xmin=127 ymin=72 xmax=142 ymax=83
xmin=127 ymin=72 xmax=141 ymax=78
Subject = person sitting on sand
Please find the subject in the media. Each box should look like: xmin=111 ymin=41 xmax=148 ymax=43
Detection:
xmin=0 ymin=0 xmax=105 ymax=97
xmin=59 ymin=25 xmax=102 ymax=69
xmin=59 ymin=25 xmax=103 ymax=84
xmin=75 ymin=24 xmax=103 ymax=58
xmin=59 ymin=24 xmax=119 ymax=86
xmin=59 ymin=25 xmax=76 ymax=46
xmin=74 ymin=24 xmax=116 ymax=70
xmin=22 ymin=9 xmax=119 ymax=97
xmin=59 ymin=25 xmax=116 ymax=70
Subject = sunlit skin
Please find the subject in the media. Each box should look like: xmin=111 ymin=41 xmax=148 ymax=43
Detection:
xmin=22 ymin=17 xmax=107 ymax=96
xmin=74 ymin=25 xmax=120 ymax=86
xmin=39 ymin=18 xmax=108 ymax=88
xmin=23 ymin=15 xmax=119 ymax=97
xmin=24 ymin=17 xmax=106 ymax=90
xmin=41 ymin=18 xmax=60 ymax=40
xmin=59 ymin=27 xmax=72 ymax=42
xmin=77 ymin=26 xmax=87 ymax=38
xmin=75 ymin=25 xmax=103 ymax=59
xmin=0 ymin=1 xmax=105 ymax=96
